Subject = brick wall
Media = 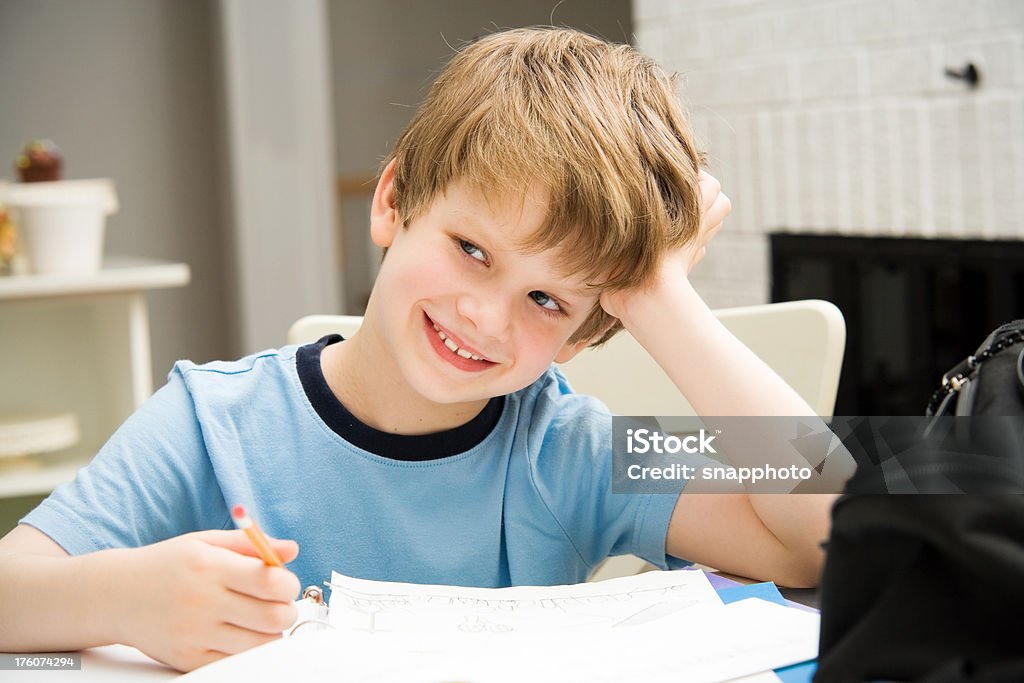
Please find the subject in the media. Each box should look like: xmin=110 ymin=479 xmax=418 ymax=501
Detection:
xmin=634 ymin=0 xmax=1024 ymax=308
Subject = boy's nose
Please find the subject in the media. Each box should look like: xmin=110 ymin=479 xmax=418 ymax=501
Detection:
xmin=456 ymin=292 xmax=512 ymax=344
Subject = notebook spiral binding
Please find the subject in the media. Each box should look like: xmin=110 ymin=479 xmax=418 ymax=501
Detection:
xmin=289 ymin=585 xmax=334 ymax=636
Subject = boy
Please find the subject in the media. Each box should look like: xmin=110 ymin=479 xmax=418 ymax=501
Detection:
xmin=0 ymin=27 xmax=837 ymax=671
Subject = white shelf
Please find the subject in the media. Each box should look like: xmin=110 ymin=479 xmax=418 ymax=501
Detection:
xmin=0 ymin=256 xmax=191 ymax=507
xmin=0 ymin=452 xmax=88 ymax=498
xmin=0 ymin=255 xmax=190 ymax=301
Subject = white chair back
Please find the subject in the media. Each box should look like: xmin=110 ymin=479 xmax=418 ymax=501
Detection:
xmin=287 ymin=314 xmax=365 ymax=345
xmin=559 ymin=299 xmax=845 ymax=419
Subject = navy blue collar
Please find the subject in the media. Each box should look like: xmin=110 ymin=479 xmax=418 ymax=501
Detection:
xmin=296 ymin=334 xmax=504 ymax=460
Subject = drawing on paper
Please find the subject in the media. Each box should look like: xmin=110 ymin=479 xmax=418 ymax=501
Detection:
xmin=327 ymin=571 xmax=718 ymax=635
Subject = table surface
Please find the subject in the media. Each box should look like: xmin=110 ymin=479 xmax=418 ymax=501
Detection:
xmin=779 ymin=585 xmax=821 ymax=610
xmin=2 ymin=645 xmax=175 ymax=681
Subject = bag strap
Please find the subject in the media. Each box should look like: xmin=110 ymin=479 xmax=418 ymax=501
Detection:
xmin=1017 ymin=347 xmax=1024 ymax=399
xmin=926 ymin=326 xmax=1024 ymax=416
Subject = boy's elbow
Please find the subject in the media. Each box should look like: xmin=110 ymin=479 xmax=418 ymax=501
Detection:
xmin=774 ymin=568 xmax=821 ymax=590
xmin=772 ymin=496 xmax=835 ymax=588
xmin=771 ymin=547 xmax=825 ymax=589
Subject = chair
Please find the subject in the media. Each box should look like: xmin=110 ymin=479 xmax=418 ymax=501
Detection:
xmin=557 ymin=299 xmax=846 ymax=419
xmin=288 ymin=314 xmax=364 ymax=345
xmin=287 ymin=299 xmax=847 ymax=581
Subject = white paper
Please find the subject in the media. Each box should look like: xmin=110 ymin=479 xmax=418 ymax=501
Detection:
xmin=182 ymin=571 xmax=819 ymax=683
xmin=325 ymin=567 xmax=724 ymax=635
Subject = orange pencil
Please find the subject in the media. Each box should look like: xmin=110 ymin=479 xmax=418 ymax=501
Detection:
xmin=231 ymin=504 xmax=284 ymax=568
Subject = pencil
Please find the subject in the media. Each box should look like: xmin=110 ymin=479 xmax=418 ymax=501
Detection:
xmin=230 ymin=504 xmax=285 ymax=568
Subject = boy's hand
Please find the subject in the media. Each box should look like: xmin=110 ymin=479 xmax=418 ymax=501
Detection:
xmin=687 ymin=170 xmax=731 ymax=272
xmin=600 ymin=170 xmax=730 ymax=320
xmin=112 ymin=530 xmax=300 ymax=672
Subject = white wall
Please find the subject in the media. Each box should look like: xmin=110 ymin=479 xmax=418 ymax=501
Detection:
xmin=0 ymin=0 xmax=230 ymax=382
xmin=634 ymin=0 xmax=1024 ymax=308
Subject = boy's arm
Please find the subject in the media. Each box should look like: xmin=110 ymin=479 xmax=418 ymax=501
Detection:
xmin=601 ymin=175 xmax=852 ymax=587
xmin=0 ymin=523 xmax=300 ymax=671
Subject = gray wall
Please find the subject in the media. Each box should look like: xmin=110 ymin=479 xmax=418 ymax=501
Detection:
xmin=329 ymin=0 xmax=633 ymax=176
xmin=0 ymin=0 xmax=230 ymax=382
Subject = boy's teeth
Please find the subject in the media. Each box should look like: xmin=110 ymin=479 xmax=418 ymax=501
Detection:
xmin=432 ymin=322 xmax=484 ymax=362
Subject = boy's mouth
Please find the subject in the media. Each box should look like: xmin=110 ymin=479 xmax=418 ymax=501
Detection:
xmin=433 ymin=324 xmax=487 ymax=360
xmin=423 ymin=314 xmax=496 ymax=371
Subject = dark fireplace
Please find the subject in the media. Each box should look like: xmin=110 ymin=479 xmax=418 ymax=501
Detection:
xmin=771 ymin=234 xmax=1024 ymax=415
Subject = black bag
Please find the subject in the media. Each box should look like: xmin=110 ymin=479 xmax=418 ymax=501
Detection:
xmin=814 ymin=495 xmax=1024 ymax=683
xmin=815 ymin=321 xmax=1024 ymax=682
xmin=926 ymin=319 xmax=1024 ymax=417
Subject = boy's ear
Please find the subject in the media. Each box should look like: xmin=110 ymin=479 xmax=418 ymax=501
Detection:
xmin=554 ymin=317 xmax=618 ymax=363
xmin=370 ymin=159 xmax=401 ymax=248
xmin=554 ymin=339 xmax=590 ymax=364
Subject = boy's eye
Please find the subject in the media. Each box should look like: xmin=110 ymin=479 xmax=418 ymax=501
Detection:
xmin=529 ymin=290 xmax=562 ymax=312
xmin=459 ymin=239 xmax=488 ymax=263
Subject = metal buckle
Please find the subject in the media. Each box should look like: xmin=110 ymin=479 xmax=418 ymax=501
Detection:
xmin=949 ymin=375 xmax=969 ymax=391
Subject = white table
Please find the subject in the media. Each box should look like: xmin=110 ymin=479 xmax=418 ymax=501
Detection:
xmin=1 ymin=642 xmax=787 ymax=682
xmin=2 ymin=646 xmax=176 ymax=680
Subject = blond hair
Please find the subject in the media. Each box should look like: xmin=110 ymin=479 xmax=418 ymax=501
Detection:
xmin=386 ymin=27 xmax=705 ymax=346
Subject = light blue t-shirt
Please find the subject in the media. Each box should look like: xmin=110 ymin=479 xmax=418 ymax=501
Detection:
xmin=23 ymin=340 xmax=695 ymax=591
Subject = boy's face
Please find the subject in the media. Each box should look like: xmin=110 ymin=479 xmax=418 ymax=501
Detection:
xmin=367 ymin=167 xmax=601 ymax=405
